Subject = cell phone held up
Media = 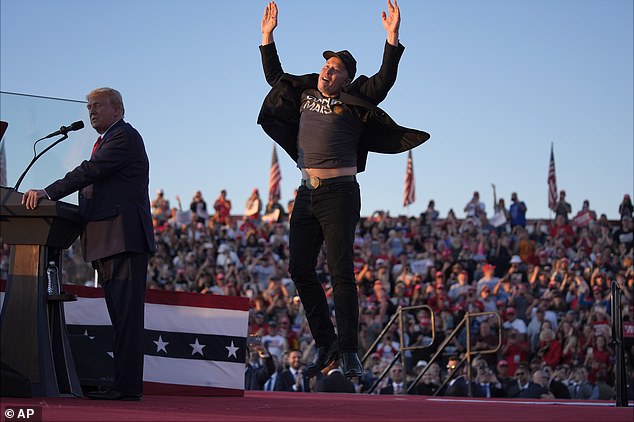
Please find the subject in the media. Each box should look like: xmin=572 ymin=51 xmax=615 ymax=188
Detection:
xmin=247 ymin=335 xmax=262 ymax=350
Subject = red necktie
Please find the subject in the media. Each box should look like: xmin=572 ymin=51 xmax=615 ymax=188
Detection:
xmin=91 ymin=136 xmax=102 ymax=157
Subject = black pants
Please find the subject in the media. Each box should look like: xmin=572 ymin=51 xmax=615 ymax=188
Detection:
xmin=289 ymin=180 xmax=360 ymax=352
xmin=94 ymin=252 xmax=148 ymax=395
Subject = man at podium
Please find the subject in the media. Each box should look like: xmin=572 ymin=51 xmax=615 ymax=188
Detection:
xmin=21 ymin=87 xmax=156 ymax=401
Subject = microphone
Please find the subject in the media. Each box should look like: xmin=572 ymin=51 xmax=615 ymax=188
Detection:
xmin=39 ymin=120 xmax=84 ymax=140
xmin=14 ymin=121 xmax=85 ymax=191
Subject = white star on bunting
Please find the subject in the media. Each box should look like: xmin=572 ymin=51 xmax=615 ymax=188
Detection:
xmin=153 ymin=335 xmax=169 ymax=353
xmin=225 ymin=341 xmax=239 ymax=359
xmin=83 ymin=329 xmax=95 ymax=340
xmin=189 ymin=338 xmax=206 ymax=356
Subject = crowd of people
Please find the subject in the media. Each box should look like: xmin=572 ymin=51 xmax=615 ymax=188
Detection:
xmin=9 ymin=187 xmax=632 ymax=398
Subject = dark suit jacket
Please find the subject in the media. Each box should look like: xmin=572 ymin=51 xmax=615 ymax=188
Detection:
xmin=245 ymin=355 xmax=276 ymax=390
xmin=549 ymin=379 xmax=571 ymax=399
xmin=46 ymin=119 xmax=155 ymax=261
xmin=506 ymin=381 xmax=548 ymax=399
xmin=258 ymin=42 xmax=430 ymax=173
xmin=274 ymin=368 xmax=310 ymax=392
xmin=470 ymin=382 xmax=506 ymax=398
xmin=315 ymin=369 xmax=356 ymax=393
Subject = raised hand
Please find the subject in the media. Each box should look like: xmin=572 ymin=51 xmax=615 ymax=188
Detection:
xmin=261 ymin=1 xmax=278 ymax=45
xmin=381 ymin=0 xmax=400 ymax=46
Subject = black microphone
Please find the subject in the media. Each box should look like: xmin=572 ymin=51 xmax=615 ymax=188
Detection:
xmin=39 ymin=120 xmax=84 ymax=140
xmin=13 ymin=121 xmax=85 ymax=191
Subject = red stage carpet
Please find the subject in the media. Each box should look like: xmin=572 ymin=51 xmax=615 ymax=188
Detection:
xmin=1 ymin=392 xmax=632 ymax=422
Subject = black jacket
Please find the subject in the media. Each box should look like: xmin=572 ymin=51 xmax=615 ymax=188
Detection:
xmin=257 ymin=42 xmax=430 ymax=173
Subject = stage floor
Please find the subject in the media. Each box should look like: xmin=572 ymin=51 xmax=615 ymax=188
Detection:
xmin=1 ymin=391 xmax=632 ymax=422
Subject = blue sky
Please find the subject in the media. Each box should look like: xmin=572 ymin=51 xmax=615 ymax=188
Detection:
xmin=1 ymin=0 xmax=632 ymax=220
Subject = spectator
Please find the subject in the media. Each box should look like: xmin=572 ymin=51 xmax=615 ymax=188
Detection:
xmin=464 ymin=191 xmax=486 ymax=221
xmin=590 ymin=369 xmax=616 ymax=400
xmin=505 ymin=364 xmax=547 ymax=398
xmin=448 ymin=270 xmax=470 ymax=301
xmin=502 ymin=307 xmax=527 ymax=336
xmin=414 ymin=367 xmax=440 ymax=396
xmin=568 ymin=366 xmax=593 ymax=399
xmin=443 ymin=360 xmax=470 ymax=397
xmin=262 ymin=354 xmax=283 ymax=391
xmin=471 ymin=361 xmax=505 ymax=398
xmin=531 ymin=369 xmax=554 ymax=399
xmin=541 ymin=364 xmax=570 ymax=399
xmin=613 ymin=216 xmax=633 ymax=253
xmin=553 ymin=364 xmax=572 ymax=388
xmin=250 ymin=311 xmax=270 ymax=336
xmin=190 ymin=190 xmax=209 ymax=224
xmin=500 ymin=327 xmax=529 ymax=377
xmin=509 ymin=192 xmax=527 ymax=229
xmin=275 ymin=350 xmax=310 ymax=392
xmin=585 ymin=333 xmax=614 ymax=383
xmin=490 ymin=184 xmax=510 ymax=232
xmin=423 ymin=200 xmax=440 ymax=222
xmin=245 ymin=342 xmax=276 ymax=390
xmin=619 ymin=193 xmax=633 ymax=219
xmin=379 ymin=363 xmax=407 ymax=395
xmin=550 ymin=215 xmax=575 ymax=249
xmin=151 ymin=188 xmax=171 ymax=229
xmin=536 ymin=328 xmax=562 ymax=368
xmin=213 ymin=189 xmax=232 ymax=226
xmin=245 ymin=188 xmax=262 ymax=222
xmin=262 ymin=321 xmax=288 ymax=362
xmin=572 ymin=199 xmax=596 ymax=228
xmin=554 ymin=190 xmax=572 ymax=223
xmin=477 ymin=264 xmax=499 ymax=294
xmin=526 ymin=309 xmax=546 ymax=354
xmin=495 ymin=360 xmax=514 ymax=393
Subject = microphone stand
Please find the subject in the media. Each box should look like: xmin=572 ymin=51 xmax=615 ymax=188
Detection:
xmin=13 ymin=134 xmax=68 ymax=192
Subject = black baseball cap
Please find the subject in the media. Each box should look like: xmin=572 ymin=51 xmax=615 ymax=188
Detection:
xmin=323 ymin=49 xmax=357 ymax=80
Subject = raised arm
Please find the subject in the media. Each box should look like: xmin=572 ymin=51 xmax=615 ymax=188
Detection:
xmin=260 ymin=1 xmax=285 ymax=86
xmin=351 ymin=0 xmax=404 ymax=104
xmin=261 ymin=1 xmax=278 ymax=46
xmin=382 ymin=0 xmax=400 ymax=47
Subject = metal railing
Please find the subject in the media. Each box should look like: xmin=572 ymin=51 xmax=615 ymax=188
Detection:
xmin=361 ymin=305 xmax=435 ymax=394
xmin=405 ymin=310 xmax=502 ymax=395
xmin=361 ymin=307 xmax=503 ymax=395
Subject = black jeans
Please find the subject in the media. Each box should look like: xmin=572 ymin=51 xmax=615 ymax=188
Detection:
xmin=289 ymin=179 xmax=360 ymax=353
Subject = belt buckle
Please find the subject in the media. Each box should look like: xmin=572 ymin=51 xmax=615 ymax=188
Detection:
xmin=308 ymin=176 xmax=320 ymax=189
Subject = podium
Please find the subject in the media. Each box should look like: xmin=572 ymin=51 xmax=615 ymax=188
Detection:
xmin=0 ymin=186 xmax=83 ymax=397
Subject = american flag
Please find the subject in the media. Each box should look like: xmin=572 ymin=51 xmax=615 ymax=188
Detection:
xmin=548 ymin=143 xmax=557 ymax=211
xmin=269 ymin=145 xmax=282 ymax=204
xmin=61 ymin=285 xmax=249 ymax=396
xmin=403 ymin=150 xmax=415 ymax=207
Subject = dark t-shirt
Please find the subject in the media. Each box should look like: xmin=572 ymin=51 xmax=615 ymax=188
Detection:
xmin=297 ymin=89 xmax=363 ymax=169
